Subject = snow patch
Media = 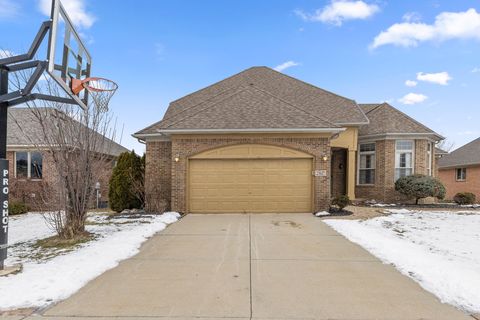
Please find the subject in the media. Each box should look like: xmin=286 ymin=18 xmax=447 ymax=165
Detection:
xmin=8 ymin=213 xmax=54 ymax=245
xmin=384 ymin=208 xmax=412 ymax=214
xmin=315 ymin=211 xmax=331 ymax=217
xmin=370 ymin=203 xmax=396 ymax=207
xmin=0 ymin=211 xmax=181 ymax=310
xmin=325 ymin=211 xmax=480 ymax=313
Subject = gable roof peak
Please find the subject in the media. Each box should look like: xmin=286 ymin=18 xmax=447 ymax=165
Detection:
xmin=358 ymin=102 xmax=442 ymax=139
xmin=136 ymin=66 xmax=370 ymax=136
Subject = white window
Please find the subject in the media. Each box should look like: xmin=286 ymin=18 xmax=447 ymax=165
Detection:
xmin=456 ymin=168 xmax=467 ymax=181
xmin=395 ymin=140 xmax=414 ymax=181
xmin=427 ymin=142 xmax=432 ymax=176
xmin=358 ymin=143 xmax=376 ymax=185
xmin=15 ymin=151 xmax=43 ymax=179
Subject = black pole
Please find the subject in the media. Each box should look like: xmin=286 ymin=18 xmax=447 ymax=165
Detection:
xmin=0 ymin=68 xmax=9 ymax=270
xmin=0 ymin=69 xmax=8 ymax=158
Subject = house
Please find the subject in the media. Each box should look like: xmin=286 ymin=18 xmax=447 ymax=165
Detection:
xmin=134 ymin=67 xmax=443 ymax=213
xmin=7 ymin=107 xmax=129 ymax=209
xmin=438 ymin=137 xmax=480 ymax=201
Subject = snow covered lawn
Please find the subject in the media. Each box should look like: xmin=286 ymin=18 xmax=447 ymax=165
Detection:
xmin=325 ymin=209 xmax=480 ymax=314
xmin=0 ymin=211 xmax=180 ymax=310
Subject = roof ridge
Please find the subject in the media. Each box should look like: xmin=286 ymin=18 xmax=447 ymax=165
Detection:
xmin=362 ymin=103 xmax=383 ymax=114
xmin=169 ymin=66 xmax=258 ymax=106
xmin=163 ymin=86 xmax=250 ymax=129
xmin=450 ymin=136 xmax=480 ymax=153
xmin=438 ymin=136 xmax=480 ymax=167
xmin=262 ymin=67 xmax=356 ymax=104
xmin=250 ymin=85 xmax=338 ymax=128
xmin=8 ymin=107 xmax=129 ymax=155
xmin=135 ymin=86 xmax=242 ymax=135
xmin=380 ymin=103 xmax=438 ymax=135
xmin=262 ymin=67 xmax=369 ymax=125
xmin=352 ymin=101 xmax=371 ymax=125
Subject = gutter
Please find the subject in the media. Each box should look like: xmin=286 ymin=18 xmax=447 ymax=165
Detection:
xmin=438 ymin=162 xmax=480 ymax=170
xmin=133 ymin=127 xmax=346 ymax=141
xmin=359 ymin=132 xmax=445 ymax=141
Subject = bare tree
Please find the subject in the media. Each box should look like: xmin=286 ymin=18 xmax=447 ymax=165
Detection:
xmin=437 ymin=138 xmax=455 ymax=153
xmin=8 ymin=68 xmax=119 ymax=239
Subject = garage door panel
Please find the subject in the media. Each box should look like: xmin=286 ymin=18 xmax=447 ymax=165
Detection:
xmin=189 ymin=158 xmax=312 ymax=213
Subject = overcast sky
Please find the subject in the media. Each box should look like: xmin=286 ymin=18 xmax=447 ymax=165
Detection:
xmin=1 ymin=0 xmax=479 ymax=153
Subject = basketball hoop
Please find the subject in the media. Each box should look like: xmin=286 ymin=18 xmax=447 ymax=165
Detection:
xmin=71 ymin=77 xmax=118 ymax=111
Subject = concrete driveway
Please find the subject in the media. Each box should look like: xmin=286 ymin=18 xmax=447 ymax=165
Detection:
xmin=34 ymin=213 xmax=470 ymax=320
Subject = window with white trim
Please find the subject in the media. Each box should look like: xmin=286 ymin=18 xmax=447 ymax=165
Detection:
xmin=395 ymin=140 xmax=414 ymax=181
xmin=15 ymin=151 xmax=43 ymax=179
xmin=427 ymin=142 xmax=432 ymax=176
xmin=456 ymin=168 xmax=466 ymax=181
xmin=358 ymin=143 xmax=376 ymax=185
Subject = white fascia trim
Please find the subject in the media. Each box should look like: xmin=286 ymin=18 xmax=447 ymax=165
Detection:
xmin=158 ymin=128 xmax=346 ymax=134
xmin=438 ymin=162 xmax=480 ymax=170
xmin=132 ymin=133 xmax=170 ymax=141
xmin=359 ymin=132 xmax=444 ymax=141
xmin=7 ymin=145 xmax=51 ymax=151
xmin=133 ymin=128 xmax=346 ymax=140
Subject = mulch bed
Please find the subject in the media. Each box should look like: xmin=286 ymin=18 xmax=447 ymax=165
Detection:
xmin=326 ymin=208 xmax=354 ymax=216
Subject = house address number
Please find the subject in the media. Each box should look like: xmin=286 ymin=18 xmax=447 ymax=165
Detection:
xmin=313 ymin=170 xmax=327 ymax=177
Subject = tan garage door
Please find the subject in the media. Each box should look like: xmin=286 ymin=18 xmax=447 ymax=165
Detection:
xmin=188 ymin=158 xmax=312 ymax=213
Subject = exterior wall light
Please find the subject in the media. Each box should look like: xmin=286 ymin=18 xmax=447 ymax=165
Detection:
xmin=174 ymin=154 xmax=180 ymax=162
xmin=322 ymin=154 xmax=329 ymax=162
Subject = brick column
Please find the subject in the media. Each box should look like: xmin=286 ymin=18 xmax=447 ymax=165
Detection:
xmin=414 ymin=140 xmax=428 ymax=175
xmin=145 ymin=140 xmax=172 ymax=212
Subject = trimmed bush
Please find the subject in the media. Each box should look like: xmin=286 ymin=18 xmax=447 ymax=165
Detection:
xmin=109 ymin=151 xmax=144 ymax=212
xmin=9 ymin=202 xmax=29 ymax=215
xmin=453 ymin=192 xmax=476 ymax=205
xmin=395 ymin=174 xmax=446 ymax=204
xmin=331 ymin=195 xmax=351 ymax=210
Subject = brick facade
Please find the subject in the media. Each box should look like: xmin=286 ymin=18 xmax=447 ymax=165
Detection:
xmin=8 ymin=150 xmax=58 ymax=210
xmin=8 ymin=150 xmax=115 ymax=210
xmin=438 ymin=166 xmax=480 ymax=201
xmin=144 ymin=136 xmax=439 ymax=211
xmin=145 ymin=134 xmax=331 ymax=213
xmin=355 ymin=139 xmax=434 ymax=203
xmin=144 ymin=141 xmax=172 ymax=212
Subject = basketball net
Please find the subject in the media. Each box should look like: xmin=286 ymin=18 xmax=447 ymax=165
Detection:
xmin=71 ymin=77 xmax=118 ymax=112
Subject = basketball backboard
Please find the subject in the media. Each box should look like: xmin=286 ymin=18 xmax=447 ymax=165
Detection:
xmin=47 ymin=0 xmax=92 ymax=109
xmin=0 ymin=0 xmax=116 ymax=111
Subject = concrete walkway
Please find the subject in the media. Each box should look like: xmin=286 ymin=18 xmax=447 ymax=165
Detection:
xmin=31 ymin=213 xmax=470 ymax=320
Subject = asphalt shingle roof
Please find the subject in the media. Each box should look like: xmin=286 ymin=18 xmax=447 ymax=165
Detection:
xmin=358 ymin=103 xmax=438 ymax=137
xmin=438 ymin=137 xmax=480 ymax=168
xmin=7 ymin=107 xmax=129 ymax=157
xmin=136 ymin=66 xmax=368 ymax=134
xmin=156 ymin=85 xmax=338 ymax=130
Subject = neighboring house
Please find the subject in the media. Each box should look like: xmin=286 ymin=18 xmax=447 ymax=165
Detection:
xmin=7 ymin=108 xmax=129 ymax=209
xmin=438 ymin=138 xmax=480 ymax=201
xmin=434 ymin=147 xmax=449 ymax=176
xmin=134 ymin=67 xmax=443 ymax=213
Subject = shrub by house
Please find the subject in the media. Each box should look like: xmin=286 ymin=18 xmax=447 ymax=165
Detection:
xmin=395 ymin=174 xmax=446 ymax=204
